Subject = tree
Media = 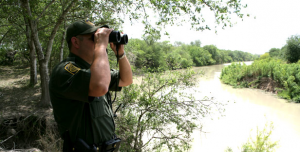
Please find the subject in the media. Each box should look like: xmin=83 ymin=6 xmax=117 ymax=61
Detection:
xmin=285 ymin=35 xmax=300 ymax=63
xmin=269 ymin=48 xmax=280 ymax=58
xmin=23 ymin=14 xmax=38 ymax=86
xmin=190 ymin=40 xmax=201 ymax=47
xmin=166 ymin=52 xmax=181 ymax=70
xmin=180 ymin=58 xmax=194 ymax=68
xmin=219 ymin=49 xmax=233 ymax=63
xmin=173 ymin=41 xmax=184 ymax=47
xmin=203 ymin=45 xmax=220 ymax=63
xmin=133 ymin=38 xmax=168 ymax=70
xmin=115 ymin=69 xmax=225 ymax=151
xmin=188 ymin=45 xmax=215 ymax=66
xmin=173 ymin=45 xmax=194 ymax=68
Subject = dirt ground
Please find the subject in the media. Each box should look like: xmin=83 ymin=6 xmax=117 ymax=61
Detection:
xmin=0 ymin=65 xmax=60 ymax=151
xmin=0 ymin=66 xmax=42 ymax=117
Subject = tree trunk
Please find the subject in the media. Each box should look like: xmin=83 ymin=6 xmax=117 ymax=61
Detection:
xmin=23 ymin=10 xmax=37 ymax=86
xmin=29 ymin=37 xmax=37 ymax=86
xmin=59 ymin=8 xmax=66 ymax=62
xmin=38 ymin=60 xmax=51 ymax=107
xmin=28 ymin=29 xmax=37 ymax=86
xmin=59 ymin=28 xmax=66 ymax=62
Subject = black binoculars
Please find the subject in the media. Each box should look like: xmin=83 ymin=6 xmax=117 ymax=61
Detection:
xmin=109 ymin=31 xmax=128 ymax=44
xmin=92 ymin=31 xmax=128 ymax=45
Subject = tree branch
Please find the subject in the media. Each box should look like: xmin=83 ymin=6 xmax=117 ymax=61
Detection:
xmin=0 ymin=131 xmax=21 ymax=145
xmin=154 ymin=128 xmax=184 ymax=141
xmin=36 ymin=0 xmax=56 ymax=21
xmin=0 ymin=25 xmax=12 ymax=27
xmin=0 ymin=28 xmax=11 ymax=45
xmin=142 ymin=134 xmax=155 ymax=148
xmin=45 ymin=0 xmax=78 ymax=63
xmin=201 ymin=0 xmax=215 ymax=11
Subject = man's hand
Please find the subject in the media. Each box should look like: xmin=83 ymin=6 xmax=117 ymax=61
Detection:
xmin=94 ymin=28 xmax=113 ymax=49
xmin=109 ymin=35 xmax=133 ymax=87
xmin=110 ymin=43 xmax=125 ymax=55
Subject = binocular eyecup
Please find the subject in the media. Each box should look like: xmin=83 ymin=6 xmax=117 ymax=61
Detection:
xmin=109 ymin=31 xmax=128 ymax=45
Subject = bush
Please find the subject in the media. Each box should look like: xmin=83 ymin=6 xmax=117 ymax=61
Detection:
xmin=241 ymin=122 xmax=278 ymax=152
xmin=225 ymin=122 xmax=279 ymax=152
xmin=220 ymin=62 xmax=248 ymax=87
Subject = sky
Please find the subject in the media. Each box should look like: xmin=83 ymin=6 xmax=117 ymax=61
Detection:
xmin=122 ymin=0 xmax=300 ymax=55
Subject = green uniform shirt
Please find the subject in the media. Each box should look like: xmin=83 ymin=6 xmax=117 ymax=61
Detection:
xmin=49 ymin=53 xmax=121 ymax=145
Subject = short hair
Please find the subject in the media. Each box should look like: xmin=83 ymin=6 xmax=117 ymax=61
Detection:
xmin=67 ymin=36 xmax=83 ymax=52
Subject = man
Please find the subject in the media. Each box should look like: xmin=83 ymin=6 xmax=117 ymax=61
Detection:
xmin=49 ymin=20 xmax=133 ymax=151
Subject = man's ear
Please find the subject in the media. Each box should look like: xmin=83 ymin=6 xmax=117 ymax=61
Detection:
xmin=71 ymin=37 xmax=80 ymax=49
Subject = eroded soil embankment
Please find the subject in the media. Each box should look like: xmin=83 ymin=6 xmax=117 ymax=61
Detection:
xmin=242 ymin=76 xmax=283 ymax=94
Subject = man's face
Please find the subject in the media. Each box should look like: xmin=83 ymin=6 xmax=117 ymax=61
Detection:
xmin=77 ymin=33 xmax=95 ymax=59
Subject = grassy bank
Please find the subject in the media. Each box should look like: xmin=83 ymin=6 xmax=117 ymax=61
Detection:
xmin=220 ymin=58 xmax=300 ymax=103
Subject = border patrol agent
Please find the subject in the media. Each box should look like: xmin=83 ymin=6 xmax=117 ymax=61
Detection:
xmin=49 ymin=20 xmax=133 ymax=152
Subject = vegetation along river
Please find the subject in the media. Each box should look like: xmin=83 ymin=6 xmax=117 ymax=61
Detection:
xmin=188 ymin=62 xmax=300 ymax=152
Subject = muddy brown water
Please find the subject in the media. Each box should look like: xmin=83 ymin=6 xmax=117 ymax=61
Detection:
xmin=133 ymin=62 xmax=300 ymax=151
xmin=190 ymin=62 xmax=300 ymax=152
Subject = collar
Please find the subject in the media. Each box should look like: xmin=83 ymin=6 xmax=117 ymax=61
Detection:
xmin=68 ymin=53 xmax=91 ymax=69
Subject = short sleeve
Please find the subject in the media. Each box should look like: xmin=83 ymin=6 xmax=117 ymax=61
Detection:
xmin=50 ymin=62 xmax=91 ymax=102
xmin=109 ymin=69 xmax=122 ymax=91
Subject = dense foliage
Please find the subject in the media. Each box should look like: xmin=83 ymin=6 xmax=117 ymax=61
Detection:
xmin=220 ymin=57 xmax=300 ymax=103
xmin=1 ymin=37 xmax=257 ymax=73
xmin=111 ymin=38 xmax=257 ymax=72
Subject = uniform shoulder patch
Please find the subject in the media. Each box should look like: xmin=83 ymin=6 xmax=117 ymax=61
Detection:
xmin=64 ymin=62 xmax=80 ymax=75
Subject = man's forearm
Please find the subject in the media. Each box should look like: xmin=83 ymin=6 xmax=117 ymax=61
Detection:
xmin=89 ymin=47 xmax=111 ymax=96
xmin=118 ymin=55 xmax=133 ymax=87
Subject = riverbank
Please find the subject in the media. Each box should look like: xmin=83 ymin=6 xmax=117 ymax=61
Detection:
xmin=220 ymin=58 xmax=300 ymax=103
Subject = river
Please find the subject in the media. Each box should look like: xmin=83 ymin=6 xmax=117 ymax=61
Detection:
xmin=189 ymin=62 xmax=300 ymax=152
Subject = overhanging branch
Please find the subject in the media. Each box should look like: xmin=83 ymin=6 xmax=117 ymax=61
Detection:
xmin=37 ymin=0 xmax=56 ymax=21
xmin=0 ymin=28 xmax=11 ymax=45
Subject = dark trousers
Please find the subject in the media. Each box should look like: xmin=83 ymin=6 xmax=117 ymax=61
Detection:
xmin=63 ymin=139 xmax=74 ymax=152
